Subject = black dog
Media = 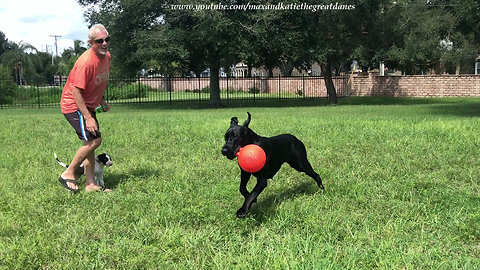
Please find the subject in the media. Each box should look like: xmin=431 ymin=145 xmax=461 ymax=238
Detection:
xmin=221 ymin=112 xmax=324 ymax=218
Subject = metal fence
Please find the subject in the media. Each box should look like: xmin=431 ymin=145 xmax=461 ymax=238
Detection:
xmin=0 ymin=75 xmax=351 ymax=109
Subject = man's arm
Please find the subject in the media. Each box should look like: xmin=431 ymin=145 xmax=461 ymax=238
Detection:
xmin=72 ymin=86 xmax=98 ymax=135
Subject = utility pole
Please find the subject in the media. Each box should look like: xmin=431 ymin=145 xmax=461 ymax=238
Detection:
xmin=49 ymin=35 xmax=62 ymax=57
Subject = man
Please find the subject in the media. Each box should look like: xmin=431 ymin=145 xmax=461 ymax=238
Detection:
xmin=58 ymin=24 xmax=112 ymax=192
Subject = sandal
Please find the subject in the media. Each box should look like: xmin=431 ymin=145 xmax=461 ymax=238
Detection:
xmin=59 ymin=177 xmax=79 ymax=192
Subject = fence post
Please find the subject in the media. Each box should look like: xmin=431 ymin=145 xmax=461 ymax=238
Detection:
xmin=37 ymin=78 xmax=41 ymax=109
xmin=168 ymin=76 xmax=172 ymax=105
xmin=137 ymin=75 xmax=141 ymax=104
xmin=198 ymin=76 xmax=201 ymax=103
xmin=253 ymin=76 xmax=256 ymax=102
xmin=226 ymin=76 xmax=229 ymax=104
xmin=302 ymin=74 xmax=306 ymax=100
xmin=278 ymin=74 xmax=281 ymax=101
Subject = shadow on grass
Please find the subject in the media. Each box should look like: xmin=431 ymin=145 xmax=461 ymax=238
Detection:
xmin=113 ymin=98 xmax=332 ymax=111
xmin=339 ymin=97 xmax=480 ymax=117
xmin=113 ymin=96 xmax=480 ymax=112
xmin=248 ymin=181 xmax=323 ymax=223
xmin=103 ymin=168 xmax=162 ymax=190
xmin=427 ymin=103 xmax=480 ymax=117
xmin=337 ymin=96 xmax=463 ymax=106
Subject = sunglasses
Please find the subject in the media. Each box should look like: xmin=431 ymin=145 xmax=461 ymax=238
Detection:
xmin=93 ymin=37 xmax=110 ymax=44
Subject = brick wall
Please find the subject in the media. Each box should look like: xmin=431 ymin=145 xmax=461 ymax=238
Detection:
xmin=139 ymin=74 xmax=480 ymax=98
xmin=351 ymin=73 xmax=480 ymax=97
xmin=139 ymin=76 xmax=349 ymax=98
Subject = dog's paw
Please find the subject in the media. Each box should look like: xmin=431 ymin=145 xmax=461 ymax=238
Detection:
xmin=236 ymin=209 xmax=248 ymax=218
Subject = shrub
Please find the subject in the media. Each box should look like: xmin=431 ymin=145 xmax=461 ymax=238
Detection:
xmin=0 ymin=66 xmax=18 ymax=104
xmin=223 ymin=87 xmax=234 ymax=93
xmin=201 ymin=86 xmax=210 ymax=93
xmin=11 ymin=85 xmax=63 ymax=105
xmin=248 ymin=87 xmax=259 ymax=94
xmin=142 ymin=84 xmax=165 ymax=92
xmin=106 ymin=83 xmax=148 ymax=100
xmin=38 ymin=87 xmax=62 ymax=104
xmin=187 ymin=86 xmax=210 ymax=93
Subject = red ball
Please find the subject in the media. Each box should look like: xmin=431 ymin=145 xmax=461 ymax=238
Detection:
xmin=236 ymin=144 xmax=266 ymax=173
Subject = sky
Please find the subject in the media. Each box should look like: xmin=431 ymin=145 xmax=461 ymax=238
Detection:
xmin=0 ymin=0 xmax=91 ymax=56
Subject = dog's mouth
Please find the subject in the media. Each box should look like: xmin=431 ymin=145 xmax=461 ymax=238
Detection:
xmin=233 ymin=146 xmax=241 ymax=156
xmin=222 ymin=145 xmax=241 ymax=160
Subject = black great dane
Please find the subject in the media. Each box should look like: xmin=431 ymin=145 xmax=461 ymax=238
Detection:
xmin=221 ymin=112 xmax=324 ymax=218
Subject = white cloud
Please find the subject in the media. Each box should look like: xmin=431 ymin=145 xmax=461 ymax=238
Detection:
xmin=0 ymin=0 xmax=91 ymax=55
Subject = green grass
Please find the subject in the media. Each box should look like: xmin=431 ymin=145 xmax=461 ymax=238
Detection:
xmin=1 ymin=97 xmax=480 ymax=269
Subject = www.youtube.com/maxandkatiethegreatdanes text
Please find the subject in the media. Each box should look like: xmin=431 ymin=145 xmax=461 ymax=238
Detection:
xmin=169 ymin=2 xmax=356 ymax=12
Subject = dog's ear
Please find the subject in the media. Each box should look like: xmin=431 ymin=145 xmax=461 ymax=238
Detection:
xmin=230 ymin=117 xmax=239 ymax=127
xmin=242 ymin=112 xmax=251 ymax=127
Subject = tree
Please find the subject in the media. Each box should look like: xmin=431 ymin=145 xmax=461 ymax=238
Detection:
xmin=435 ymin=0 xmax=480 ymax=73
xmin=0 ymin=31 xmax=7 ymax=57
xmin=79 ymin=0 xmax=165 ymax=77
xmin=35 ymin=52 xmax=58 ymax=82
xmin=181 ymin=7 xmax=242 ymax=106
xmin=140 ymin=1 xmax=247 ymax=106
xmin=57 ymin=40 xmax=87 ymax=76
xmin=350 ymin=1 xmax=404 ymax=72
xmin=300 ymin=0 xmax=385 ymax=104
xmin=0 ymin=65 xmax=18 ymax=104
xmin=376 ymin=0 xmax=479 ymax=75
xmin=247 ymin=8 xmax=314 ymax=77
xmin=77 ymin=0 xmax=480 ymax=106
xmin=0 ymin=41 xmax=39 ymax=84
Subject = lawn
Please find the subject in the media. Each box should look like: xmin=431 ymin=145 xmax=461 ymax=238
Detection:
xmin=1 ymin=97 xmax=480 ymax=269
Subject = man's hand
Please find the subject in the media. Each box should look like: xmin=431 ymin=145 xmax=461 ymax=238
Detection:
xmin=85 ymin=117 xmax=98 ymax=135
xmin=100 ymin=100 xmax=110 ymax=112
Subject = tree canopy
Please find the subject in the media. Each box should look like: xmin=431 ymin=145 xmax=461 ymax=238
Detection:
xmin=1 ymin=1 xmax=479 ymax=104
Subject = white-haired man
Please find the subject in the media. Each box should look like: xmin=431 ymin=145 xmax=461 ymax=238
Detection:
xmin=59 ymin=24 xmax=112 ymax=192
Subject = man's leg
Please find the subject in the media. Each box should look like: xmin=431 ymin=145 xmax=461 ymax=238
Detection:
xmin=83 ymin=147 xmax=101 ymax=192
xmin=61 ymin=138 xmax=102 ymax=190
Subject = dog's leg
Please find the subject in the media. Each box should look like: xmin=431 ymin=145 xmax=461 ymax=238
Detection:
xmin=239 ymin=170 xmax=251 ymax=199
xmin=288 ymin=144 xmax=325 ymax=190
xmin=237 ymin=177 xmax=267 ymax=218
xmin=93 ymin=163 xmax=105 ymax=188
xmin=305 ymin=168 xmax=324 ymax=190
xmin=289 ymin=160 xmax=324 ymax=190
xmin=96 ymin=175 xmax=105 ymax=188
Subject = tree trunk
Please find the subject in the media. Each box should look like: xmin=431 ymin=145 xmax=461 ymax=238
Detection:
xmin=280 ymin=60 xmax=295 ymax=76
xmin=268 ymin=68 xmax=274 ymax=78
xmin=247 ymin=64 xmax=252 ymax=78
xmin=208 ymin=55 xmax=223 ymax=107
xmin=320 ymin=60 xmax=338 ymax=105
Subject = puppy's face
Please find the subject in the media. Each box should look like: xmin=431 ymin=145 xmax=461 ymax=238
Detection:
xmin=221 ymin=113 xmax=252 ymax=160
xmin=96 ymin=153 xmax=113 ymax=167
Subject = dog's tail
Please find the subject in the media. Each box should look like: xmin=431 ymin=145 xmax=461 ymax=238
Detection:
xmin=54 ymin=153 xmax=69 ymax=168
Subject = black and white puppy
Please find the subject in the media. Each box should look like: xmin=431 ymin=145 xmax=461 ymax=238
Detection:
xmin=54 ymin=153 xmax=113 ymax=188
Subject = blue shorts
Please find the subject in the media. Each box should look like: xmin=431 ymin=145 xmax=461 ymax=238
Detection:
xmin=64 ymin=110 xmax=101 ymax=141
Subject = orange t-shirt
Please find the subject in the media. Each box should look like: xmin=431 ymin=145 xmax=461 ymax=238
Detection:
xmin=60 ymin=48 xmax=111 ymax=114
